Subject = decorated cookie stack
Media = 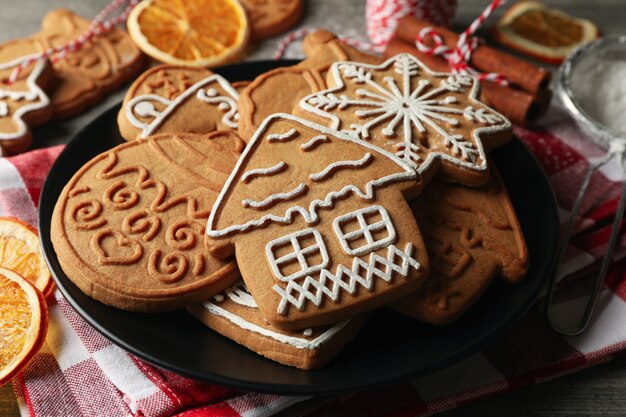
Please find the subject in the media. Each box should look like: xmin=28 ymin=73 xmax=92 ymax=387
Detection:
xmin=52 ymin=30 xmax=528 ymax=370
xmin=0 ymin=10 xmax=144 ymax=155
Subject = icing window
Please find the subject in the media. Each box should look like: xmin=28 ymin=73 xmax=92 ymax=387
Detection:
xmin=266 ymin=228 xmax=329 ymax=282
xmin=333 ymin=205 xmax=396 ymax=256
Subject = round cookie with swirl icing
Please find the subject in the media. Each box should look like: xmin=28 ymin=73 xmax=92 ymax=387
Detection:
xmin=52 ymin=131 xmax=245 ymax=312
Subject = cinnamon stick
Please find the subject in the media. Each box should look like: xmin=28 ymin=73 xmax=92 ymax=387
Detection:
xmin=395 ymin=16 xmax=551 ymax=95
xmin=384 ymin=38 xmax=549 ymax=126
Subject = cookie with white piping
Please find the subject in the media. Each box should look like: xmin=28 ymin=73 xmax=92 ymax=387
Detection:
xmin=393 ymin=166 xmax=528 ymax=324
xmin=118 ymin=64 xmax=245 ymax=141
xmin=51 ymin=131 xmax=245 ymax=312
xmin=187 ymin=281 xmax=367 ymax=369
xmin=237 ymin=29 xmax=381 ymax=140
xmin=0 ymin=9 xmax=143 ymax=120
xmin=0 ymin=56 xmax=53 ymax=155
xmin=299 ymin=53 xmax=512 ymax=186
xmin=205 ymin=113 xmax=429 ymax=330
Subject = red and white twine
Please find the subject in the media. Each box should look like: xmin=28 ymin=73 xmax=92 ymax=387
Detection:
xmin=275 ymin=0 xmax=507 ymax=86
xmin=8 ymin=0 xmax=141 ymax=84
xmin=275 ymin=0 xmax=457 ymax=59
xmin=415 ymin=0 xmax=508 ymax=85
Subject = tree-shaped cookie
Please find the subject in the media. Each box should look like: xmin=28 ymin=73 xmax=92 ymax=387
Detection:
xmin=206 ymin=113 xmax=429 ymax=330
xmin=119 ymin=65 xmax=243 ymax=141
xmin=0 ymin=56 xmax=53 ymax=155
xmin=300 ymin=53 xmax=512 ymax=185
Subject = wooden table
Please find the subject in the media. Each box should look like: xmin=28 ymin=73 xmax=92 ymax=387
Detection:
xmin=2 ymin=0 xmax=626 ymax=415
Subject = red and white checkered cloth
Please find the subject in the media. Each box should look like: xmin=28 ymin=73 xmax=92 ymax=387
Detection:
xmin=5 ymin=100 xmax=626 ymax=416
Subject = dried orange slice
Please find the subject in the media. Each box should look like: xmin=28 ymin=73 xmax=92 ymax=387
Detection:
xmin=0 ymin=267 xmax=48 ymax=386
xmin=0 ymin=217 xmax=53 ymax=297
xmin=492 ymin=1 xmax=599 ymax=64
xmin=127 ymin=0 xmax=249 ymax=67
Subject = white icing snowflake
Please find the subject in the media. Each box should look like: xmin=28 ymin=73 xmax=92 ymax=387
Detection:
xmin=300 ymin=53 xmax=510 ymax=172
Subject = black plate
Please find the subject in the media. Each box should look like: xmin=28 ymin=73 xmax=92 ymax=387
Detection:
xmin=39 ymin=60 xmax=559 ymax=395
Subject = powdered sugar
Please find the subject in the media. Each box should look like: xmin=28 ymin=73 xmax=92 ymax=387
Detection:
xmin=570 ymin=50 xmax=626 ymax=136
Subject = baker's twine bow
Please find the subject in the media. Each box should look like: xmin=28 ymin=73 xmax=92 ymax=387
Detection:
xmin=414 ymin=0 xmax=509 ymax=86
xmin=7 ymin=0 xmax=141 ymax=84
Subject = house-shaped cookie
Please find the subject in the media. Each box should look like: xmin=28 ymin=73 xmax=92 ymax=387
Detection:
xmin=206 ymin=113 xmax=429 ymax=330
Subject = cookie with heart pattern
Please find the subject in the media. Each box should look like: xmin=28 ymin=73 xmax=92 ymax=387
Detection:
xmin=52 ymin=130 xmax=245 ymax=311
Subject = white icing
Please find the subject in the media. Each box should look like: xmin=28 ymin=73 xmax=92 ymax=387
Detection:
xmin=299 ymin=53 xmax=511 ymax=174
xmin=300 ymin=134 xmax=329 ymax=151
xmin=200 ymin=301 xmax=350 ymax=349
xmin=309 ymin=152 xmax=373 ymax=182
xmin=241 ymin=161 xmax=287 ymax=183
xmin=333 ymin=205 xmax=396 ymax=257
xmin=303 ymin=328 xmax=313 ymax=336
xmin=224 ymin=282 xmax=257 ymax=308
xmin=266 ymin=128 xmax=298 ymax=142
xmin=206 ymin=113 xmax=416 ymax=238
xmin=241 ymin=182 xmax=308 ymax=209
xmin=134 ymin=101 xmax=162 ymax=118
xmin=266 ymin=228 xmax=329 ymax=282
xmin=214 ymin=294 xmax=224 ymax=302
xmin=463 ymin=106 xmax=504 ymax=124
xmin=126 ymin=94 xmax=172 ymax=133
xmin=0 ymin=102 xmax=7 ymax=117
xmin=274 ymin=242 xmax=420 ymax=314
xmin=126 ymin=73 xmax=241 ymax=138
xmin=0 ymin=55 xmax=49 ymax=141
xmin=196 ymin=85 xmax=238 ymax=129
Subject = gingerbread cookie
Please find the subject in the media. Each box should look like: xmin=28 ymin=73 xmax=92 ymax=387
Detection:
xmin=240 ymin=0 xmax=304 ymax=40
xmin=188 ymin=280 xmax=367 ymax=369
xmin=393 ymin=167 xmax=528 ymax=324
xmin=118 ymin=65 xmax=243 ymax=141
xmin=0 ymin=56 xmax=53 ymax=155
xmin=206 ymin=113 xmax=429 ymax=330
xmin=0 ymin=9 xmax=143 ymax=120
xmin=237 ymin=30 xmax=381 ymax=140
xmin=52 ymin=131 xmax=245 ymax=312
xmin=300 ymin=53 xmax=512 ymax=186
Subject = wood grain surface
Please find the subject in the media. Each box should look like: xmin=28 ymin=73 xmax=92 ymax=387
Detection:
xmin=1 ymin=0 xmax=625 ymax=416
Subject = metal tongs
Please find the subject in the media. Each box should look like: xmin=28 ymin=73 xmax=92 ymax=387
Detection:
xmin=545 ymin=36 xmax=626 ymax=336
